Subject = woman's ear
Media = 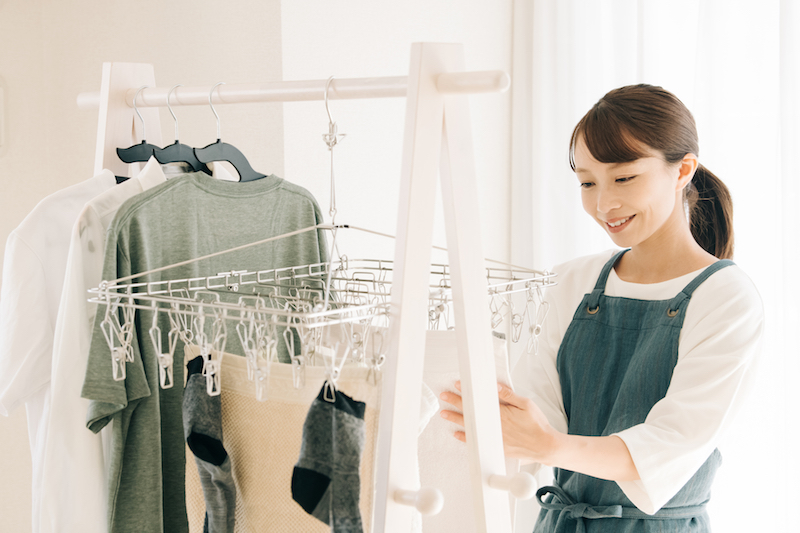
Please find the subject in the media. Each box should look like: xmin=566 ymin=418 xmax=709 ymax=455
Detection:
xmin=677 ymin=153 xmax=699 ymax=191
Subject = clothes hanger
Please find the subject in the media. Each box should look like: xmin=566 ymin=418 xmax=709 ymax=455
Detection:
xmin=153 ymin=84 xmax=210 ymax=173
xmin=116 ymin=86 xmax=161 ymax=165
xmin=193 ymin=82 xmax=267 ymax=182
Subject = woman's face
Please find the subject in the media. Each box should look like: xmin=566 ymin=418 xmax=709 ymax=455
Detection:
xmin=573 ymin=135 xmax=687 ymax=250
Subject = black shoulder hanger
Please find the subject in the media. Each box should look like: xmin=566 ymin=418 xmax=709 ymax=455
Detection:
xmin=117 ymin=86 xmax=159 ymax=164
xmin=152 ymin=84 xmax=209 ymax=173
xmin=193 ymin=82 xmax=267 ymax=182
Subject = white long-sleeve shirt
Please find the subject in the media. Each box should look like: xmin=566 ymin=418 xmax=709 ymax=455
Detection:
xmin=512 ymin=249 xmax=764 ymax=514
xmin=0 ymin=170 xmax=117 ymax=533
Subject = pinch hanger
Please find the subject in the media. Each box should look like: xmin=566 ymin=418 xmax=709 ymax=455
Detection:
xmin=153 ymin=84 xmax=209 ymax=173
xmin=117 ymin=86 xmax=160 ymax=165
xmin=194 ymin=82 xmax=267 ymax=182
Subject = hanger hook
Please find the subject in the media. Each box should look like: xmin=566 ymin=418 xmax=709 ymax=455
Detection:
xmin=133 ymin=85 xmax=148 ymax=142
xmin=167 ymin=84 xmax=183 ymax=142
xmin=209 ymin=82 xmax=225 ymax=141
xmin=322 ymin=76 xmax=344 ymax=151
xmin=324 ymin=76 xmax=336 ymax=126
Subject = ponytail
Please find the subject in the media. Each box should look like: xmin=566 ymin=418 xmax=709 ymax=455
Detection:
xmin=571 ymin=85 xmax=736 ymax=259
xmin=686 ymin=164 xmax=734 ymax=259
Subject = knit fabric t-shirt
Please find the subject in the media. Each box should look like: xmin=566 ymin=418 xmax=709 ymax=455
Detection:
xmin=81 ymin=172 xmax=329 ymax=533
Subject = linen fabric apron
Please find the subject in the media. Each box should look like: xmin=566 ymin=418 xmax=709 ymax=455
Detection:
xmin=534 ymin=250 xmax=734 ymax=533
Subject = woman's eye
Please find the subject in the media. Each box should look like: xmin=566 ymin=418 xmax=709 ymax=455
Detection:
xmin=579 ymin=182 xmax=594 ymax=189
xmin=616 ymin=175 xmax=636 ymax=183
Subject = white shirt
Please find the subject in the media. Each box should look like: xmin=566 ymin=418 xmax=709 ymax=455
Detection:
xmin=512 ymin=250 xmax=764 ymax=514
xmin=0 ymin=170 xmax=117 ymax=533
xmin=40 ymin=158 xmax=234 ymax=533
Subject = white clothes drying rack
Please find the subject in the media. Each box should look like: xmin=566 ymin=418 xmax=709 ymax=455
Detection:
xmin=78 ymin=43 xmax=536 ymax=533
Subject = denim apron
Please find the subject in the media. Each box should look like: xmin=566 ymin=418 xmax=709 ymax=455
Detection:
xmin=534 ymin=250 xmax=734 ymax=533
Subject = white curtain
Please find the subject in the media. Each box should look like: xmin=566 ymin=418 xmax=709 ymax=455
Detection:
xmin=512 ymin=0 xmax=799 ymax=531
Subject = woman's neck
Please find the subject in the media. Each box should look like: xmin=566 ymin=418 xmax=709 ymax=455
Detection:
xmin=615 ymin=216 xmax=717 ymax=284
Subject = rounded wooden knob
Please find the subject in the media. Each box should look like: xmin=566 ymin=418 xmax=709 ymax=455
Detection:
xmin=394 ymin=487 xmax=445 ymax=515
xmin=489 ymin=472 xmax=538 ymax=500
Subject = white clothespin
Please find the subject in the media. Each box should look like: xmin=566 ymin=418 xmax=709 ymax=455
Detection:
xmin=99 ymin=291 xmax=135 ymax=381
xmin=149 ymin=303 xmax=178 ymax=389
xmin=322 ymin=337 xmax=350 ymax=403
xmin=203 ymin=309 xmax=227 ymax=396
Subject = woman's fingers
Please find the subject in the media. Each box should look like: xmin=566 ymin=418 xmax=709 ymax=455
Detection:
xmin=440 ymin=408 xmax=464 ymax=427
xmin=439 ymin=390 xmax=463 ymax=410
xmin=497 ymin=383 xmax=529 ymax=409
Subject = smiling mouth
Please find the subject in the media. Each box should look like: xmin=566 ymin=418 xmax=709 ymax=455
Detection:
xmin=605 ymin=215 xmax=634 ymax=232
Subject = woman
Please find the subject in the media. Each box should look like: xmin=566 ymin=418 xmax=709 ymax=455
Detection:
xmin=440 ymin=84 xmax=763 ymax=532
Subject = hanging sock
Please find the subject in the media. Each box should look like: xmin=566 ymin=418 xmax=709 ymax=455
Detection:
xmin=183 ymin=355 xmax=236 ymax=533
xmin=292 ymin=384 xmax=366 ymax=533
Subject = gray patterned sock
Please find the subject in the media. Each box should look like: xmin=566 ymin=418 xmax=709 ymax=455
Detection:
xmin=184 ymin=355 xmax=236 ymax=533
xmin=291 ymin=384 xmax=366 ymax=533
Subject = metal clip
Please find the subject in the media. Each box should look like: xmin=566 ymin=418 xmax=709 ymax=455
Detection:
xmin=323 ymin=378 xmax=337 ymax=403
xmin=253 ymin=358 xmax=270 ymax=402
xmin=368 ymin=353 xmax=386 ymax=386
xmin=204 ymin=358 xmax=222 ymax=396
xmin=157 ymin=352 xmax=174 ymax=389
xmin=511 ymin=312 xmax=524 ymax=342
xmin=112 ymin=347 xmax=127 ymax=381
xmin=291 ymin=355 xmax=306 ymax=389
xmin=489 ymin=295 xmax=508 ymax=329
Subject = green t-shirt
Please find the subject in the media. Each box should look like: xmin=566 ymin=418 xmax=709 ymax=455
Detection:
xmin=81 ymin=172 xmax=328 ymax=533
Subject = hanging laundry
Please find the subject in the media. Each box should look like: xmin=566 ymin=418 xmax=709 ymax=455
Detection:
xmin=183 ymin=355 xmax=236 ymax=533
xmin=39 ymin=158 xmax=235 ymax=533
xmin=292 ymin=384 xmax=367 ymax=533
xmin=0 ymin=169 xmax=116 ymax=533
xmin=183 ymin=347 xmax=381 ymax=533
xmin=80 ymin=172 xmax=328 ymax=533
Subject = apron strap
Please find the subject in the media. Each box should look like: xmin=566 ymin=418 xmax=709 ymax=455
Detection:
xmin=586 ymin=249 xmax=629 ymax=310
xmin=537 ymin=485 xmax=709 ymax=533
xmin=666 ymin=259 xmax=735 ymax=315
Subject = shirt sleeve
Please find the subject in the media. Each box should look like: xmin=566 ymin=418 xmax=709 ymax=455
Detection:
xmin=80 ymin=222 xmax=151 ymax=433
xmin=0 ymin=231 xmax=53 ymax=415
xmin=614 ymin=267 xmax=764 ymax=514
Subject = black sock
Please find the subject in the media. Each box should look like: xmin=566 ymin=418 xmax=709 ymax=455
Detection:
xmin=292 ymin=384 xmax=366 ymax=532
xmin=184 ymin=355 xmax=236 ymax=533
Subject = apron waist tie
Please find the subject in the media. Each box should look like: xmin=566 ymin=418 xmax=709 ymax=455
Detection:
xmin=537 ymin=485 xmax=708 ymax=533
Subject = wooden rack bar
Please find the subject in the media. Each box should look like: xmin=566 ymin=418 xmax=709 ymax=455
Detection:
xmin=77 ymin=71 xmax=510 ymax=110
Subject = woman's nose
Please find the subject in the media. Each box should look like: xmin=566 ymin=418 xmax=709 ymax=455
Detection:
xmin=596 ymin=186 xmax=621 ymax=214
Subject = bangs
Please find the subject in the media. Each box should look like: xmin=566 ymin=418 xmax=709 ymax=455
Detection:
xmin=569 ymin=103 xmax=651 ymax=170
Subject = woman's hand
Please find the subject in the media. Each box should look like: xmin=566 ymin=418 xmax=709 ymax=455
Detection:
xmin=439 ymin=381 xmax=559 ymax=464
xmin=439 ymin=381 xmax=641 ymax=482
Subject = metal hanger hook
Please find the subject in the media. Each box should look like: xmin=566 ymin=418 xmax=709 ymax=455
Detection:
xmin=209 ymin=82 xmax=226 ymax=141
xmin=324 ymin=76 xmax=336 ymax=126
xmin=167 ymin=84 xmax=183 ymax=142
xmin=322 ymin=76 xmax=345 ymax=152
xmin=133 ymin=85 xmax=148 ymax=141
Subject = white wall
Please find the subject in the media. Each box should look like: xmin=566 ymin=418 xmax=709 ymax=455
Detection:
xmin=0 ymin=1 xmax=284 ymax=530
xmin=280 ymin=0 xmax=513 ymax=265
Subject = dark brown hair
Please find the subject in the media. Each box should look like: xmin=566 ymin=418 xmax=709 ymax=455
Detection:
xmin=568 ymin=84 xmax=734 ymax=259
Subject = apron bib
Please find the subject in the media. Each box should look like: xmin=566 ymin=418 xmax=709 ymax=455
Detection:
xmin=535 ymin=250 xmax=734 ymax=533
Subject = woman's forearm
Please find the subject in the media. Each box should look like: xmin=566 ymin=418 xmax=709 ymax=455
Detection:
xmin=547 ymin=433 xmax=640 ymax=482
